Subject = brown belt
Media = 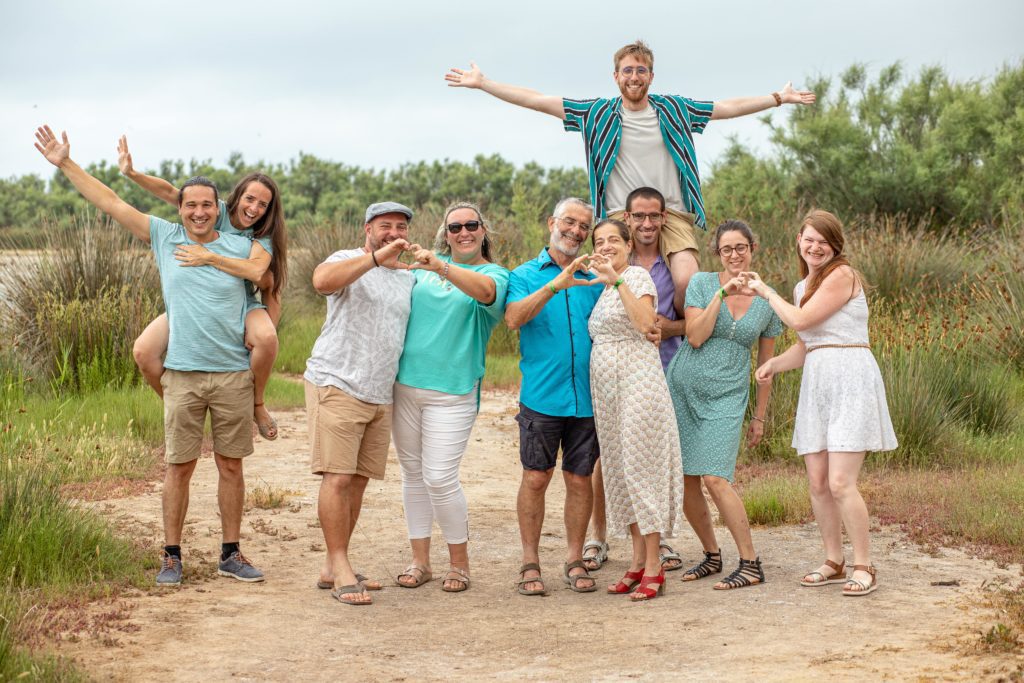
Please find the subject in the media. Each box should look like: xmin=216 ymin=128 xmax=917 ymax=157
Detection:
xmin=806 ymin=343 xmax=870 ymax=354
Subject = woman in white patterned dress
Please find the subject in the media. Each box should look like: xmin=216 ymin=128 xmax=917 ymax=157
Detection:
xmin=745 ymin=210 xmax=897 ymax=597
xmin=588 ymin=219 xmax=684 ymax=602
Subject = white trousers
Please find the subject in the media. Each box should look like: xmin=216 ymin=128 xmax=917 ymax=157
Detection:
xmin=392 ymin=382 xmax=478 ymax=544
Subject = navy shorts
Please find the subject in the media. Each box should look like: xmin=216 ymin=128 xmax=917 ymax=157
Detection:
xmin=515 ymin=403 xmax=599 ymax=476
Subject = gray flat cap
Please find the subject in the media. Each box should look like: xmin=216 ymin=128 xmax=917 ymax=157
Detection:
xmin=365 ymin=201 xmax=413 ymax=223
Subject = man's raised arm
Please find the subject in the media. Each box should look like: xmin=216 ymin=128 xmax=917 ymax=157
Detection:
xmin=34 ymin=125 xmax=151 ymax=243
xmin=445 ymin=62 xmax=565 ymax=119
xmin=118 ymin=135 xmax=180 ymax=206
xmin=710 ymin=81 xmax=816 ymax=120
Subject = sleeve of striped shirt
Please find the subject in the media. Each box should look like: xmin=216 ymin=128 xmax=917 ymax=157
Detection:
xmin=562 ymin=97 xmax=597 ymax=133
xmin=673 ymin=96 xmax=715 ymax=134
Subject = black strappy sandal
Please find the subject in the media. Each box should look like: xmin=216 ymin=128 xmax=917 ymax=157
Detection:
xmin=681 ymin=549 xmax=722 ymax=582
xmin=714 ymin=557 xmax=765 ymax=590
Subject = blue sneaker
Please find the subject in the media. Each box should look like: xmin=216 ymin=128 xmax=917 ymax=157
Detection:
xmin=218 ymin=551 xmax=265 ymax=582
xmin=156 ymin=552 xmax=183 ymax=586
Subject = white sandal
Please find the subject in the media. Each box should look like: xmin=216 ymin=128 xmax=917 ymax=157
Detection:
xmin=842 ymin=564 xmax=878 ymax=596
xmin=582 ymin=539 xmax=609 ymax=571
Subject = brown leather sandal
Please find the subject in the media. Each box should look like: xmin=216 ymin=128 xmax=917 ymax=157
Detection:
xmin=516 ymin=562 xmax=545 ymax=596
xmin=800 ymin=559 xmax=847 ymax=587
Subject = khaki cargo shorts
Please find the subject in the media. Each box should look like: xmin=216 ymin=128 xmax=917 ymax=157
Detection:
xmin=609 ymin=207 xmax=702 ymax=266
xmin=161 ymin=369 xmax=255 ymax=464
xmin=305 ymin=381 xmax=391 ymax=480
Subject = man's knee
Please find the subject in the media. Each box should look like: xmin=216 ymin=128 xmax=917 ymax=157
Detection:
xmin=521 ymin=468 xmax=553 ymax=494
xmin=321 ymin=472 xmax=369 ymax=492
xmin=215 ymin=454 xmax=244 ymax=478
xmin=562 ymin=471 xmax=592 ymax=494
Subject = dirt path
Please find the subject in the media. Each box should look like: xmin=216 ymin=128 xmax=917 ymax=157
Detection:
xmin=60 ymin=390 xmax=1022 ymax=681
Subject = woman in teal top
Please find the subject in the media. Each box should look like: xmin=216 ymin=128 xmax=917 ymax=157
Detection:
xmin=667 ymin=220 xmax=782 ymax=590
xmin=392 ymin=201 xmax=509 ymax=594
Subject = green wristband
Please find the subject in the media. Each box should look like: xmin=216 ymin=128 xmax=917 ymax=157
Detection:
xmin=613 ymin=277 xmax=625 ymax=290
xmin=547 ymin=282 xmax=558 ymax=295
xmin=719 ymin=287 xmax=728 ymax=300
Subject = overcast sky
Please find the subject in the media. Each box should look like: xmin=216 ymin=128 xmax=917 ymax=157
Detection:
xmin=1 ymin=0 xmax=1021 ymax=182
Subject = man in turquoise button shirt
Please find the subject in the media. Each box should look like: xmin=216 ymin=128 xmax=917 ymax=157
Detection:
xmin=505 ymin=198 xmax=603 ymax=595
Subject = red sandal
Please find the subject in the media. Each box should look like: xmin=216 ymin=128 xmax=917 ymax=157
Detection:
xmin=607 ymin=568 xmax=644 ymax=594
xmin=630 ymin=571 xmax=666 ymax=601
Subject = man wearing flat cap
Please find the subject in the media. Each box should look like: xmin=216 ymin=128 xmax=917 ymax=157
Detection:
xmin=304 ymin=201 xmax=415 ymax=606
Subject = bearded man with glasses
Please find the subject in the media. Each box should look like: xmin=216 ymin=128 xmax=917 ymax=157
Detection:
xmin=446 ymin=40 xmax=815 ymax=314
xmin=504 ymin=197 xmax=605 ymax=596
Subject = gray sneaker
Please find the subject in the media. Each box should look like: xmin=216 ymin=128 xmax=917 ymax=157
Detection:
xmin=156 ymin=552 xmax=183 ymax=586
xmin=218 ymin=551 xmax=265 ymax=582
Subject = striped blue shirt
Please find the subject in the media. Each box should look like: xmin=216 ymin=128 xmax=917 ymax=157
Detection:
xmin=563 ymin=95 xmax=715 ymax=228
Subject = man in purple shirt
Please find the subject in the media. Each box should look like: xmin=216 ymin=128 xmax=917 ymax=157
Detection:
xmin=626 ymin=186 xmax=685 ymax=370
xmin=584 ymin=185 xmax=687 ymax=574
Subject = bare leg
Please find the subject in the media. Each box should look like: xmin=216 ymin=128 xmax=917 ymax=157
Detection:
xmin=318 ymin=473 xmax=371 ymax=603
xmin=133 ymin=314 xmax=169 ymax=398
xmin=703 ymin=475 xmax=756 ymax=560
xmin=583 ymin=458 xmax=608 ymax=570
xmin=683 ymin=474 xmax=719 ymax=552
xmin=827 ymin=451 xmax=872 ymax=587
xmin=445 ymin=541 xmax=470 ymax=591
xmin=245 ymin=308 xmax=279 ymax=438
xmin=804 ymin=450 xmax=844 ymax=580
xmin=563 ymin=470 xmax=595 ymax=590
xmin=643 ymin=531 xmax=662 ymax=577
xmin=214 ymin=453 xmax=245 ymax=543
xmin=516 ymin=468 xmax=553 ymax=592
xmin=667 ymin=250 xmax=699 ymax=318
xmin=398 ymin=537 xmax=432 ymax=586
xmin=162 ymin=459 xmax=198 ymax=545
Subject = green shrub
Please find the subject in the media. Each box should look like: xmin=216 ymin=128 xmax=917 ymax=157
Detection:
xmin=741 ymin=473 xmax=811 ymax=526
xmin=0 ymin=213 xmax=160 ymax=390
xmin=33 ymin=285 xmax=161 ymax=393
xmin=875 ymin=349 xmax=962 ymax=467
xmin=0 ymin=463 xmax=150 ymax=592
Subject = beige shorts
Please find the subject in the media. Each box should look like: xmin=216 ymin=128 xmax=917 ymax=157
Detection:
xmin=305 ymin=381 xmax=391 ymax=480
xmin=161 ymin=369 xmax=254 ymax=464
xmin=609 ymin=207 xmax=702 ymax=265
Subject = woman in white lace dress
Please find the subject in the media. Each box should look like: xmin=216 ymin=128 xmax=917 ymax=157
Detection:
xmin=588 ymin=219 xmax=684 ymax=602
xmin=744 ymin=210 xmax=896 ymax=597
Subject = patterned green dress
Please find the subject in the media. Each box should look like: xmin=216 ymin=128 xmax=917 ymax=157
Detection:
xmin=666 ymin=272 xmax=783 ymax=481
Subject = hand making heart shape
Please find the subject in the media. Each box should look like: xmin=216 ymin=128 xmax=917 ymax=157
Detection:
xmin=587 ymin=252 xmax=619 ymax=286
xmin=737 ymin=271 xmax=771 ymax=298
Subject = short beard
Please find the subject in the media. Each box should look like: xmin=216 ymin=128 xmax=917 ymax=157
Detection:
xmin=550 ymin=231 xmax=582 ymax=258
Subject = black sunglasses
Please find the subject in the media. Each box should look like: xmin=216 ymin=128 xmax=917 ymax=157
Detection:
xmin=447 ymin=220 xmax=482 ymax=234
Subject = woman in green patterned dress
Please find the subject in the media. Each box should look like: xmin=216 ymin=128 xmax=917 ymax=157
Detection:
xmin=666 ymin=220 xmax=782 ymax=590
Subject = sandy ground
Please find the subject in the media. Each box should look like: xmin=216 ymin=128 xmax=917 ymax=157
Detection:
xmin=57 ymin=390 xmax=1023 ymax=681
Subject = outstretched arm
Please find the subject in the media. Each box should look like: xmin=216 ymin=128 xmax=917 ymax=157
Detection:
xmin=445 ymin=62 xmax=564 ymax=119
xmin=118 ymin=135 xmax=179 ymax=206
xmin=710 ymin=81 xmax=816 ymax=121
xmin=35 ymin=125 xmax=150 ymax=243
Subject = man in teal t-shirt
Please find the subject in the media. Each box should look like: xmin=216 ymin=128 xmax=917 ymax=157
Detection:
xmin=33 ymin=125 xmax=269 ymax=587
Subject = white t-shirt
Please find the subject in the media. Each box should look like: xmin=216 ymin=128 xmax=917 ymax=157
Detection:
xmin=303 ymin=249 xmax=415 ymax=404
xmin=605 ymin=105 xmax=684 ymax=214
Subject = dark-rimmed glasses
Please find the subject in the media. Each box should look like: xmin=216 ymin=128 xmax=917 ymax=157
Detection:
xmin=628 ymin=211 xmax=664 ymax=224
xmin=447 ymin=221 xmax=482 ymax=234
xmin=717 ymin=244 xmax=750 ymax=257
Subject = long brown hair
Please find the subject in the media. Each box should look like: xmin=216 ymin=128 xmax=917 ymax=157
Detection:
xmin=227 ymin=173 xmax=288 ymax=297
xmin=798 ymin=209 xmax=863 ymax=306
